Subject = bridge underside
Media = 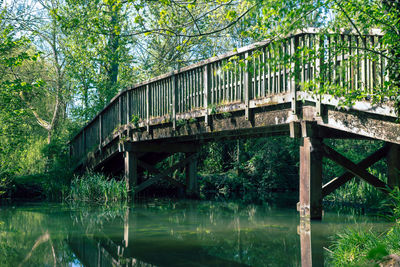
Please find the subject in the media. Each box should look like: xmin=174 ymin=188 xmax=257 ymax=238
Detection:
xmin=75 ymin=95 xmax=400 ymax=220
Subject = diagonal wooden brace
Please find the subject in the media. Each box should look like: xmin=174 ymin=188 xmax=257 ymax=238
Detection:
xmin=138 ymin=160 xmax=185 ymax=189
xmin=135 ymin=153 xmax=198 ymax=194
xmin=322 ymin=144 xmax=390 ymax=197
xmin=321 ymin=144 xmax=390 ymax=193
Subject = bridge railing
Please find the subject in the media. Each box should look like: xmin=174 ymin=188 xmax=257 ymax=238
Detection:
xmin=70 ymin=28 xmax=386 ymax=161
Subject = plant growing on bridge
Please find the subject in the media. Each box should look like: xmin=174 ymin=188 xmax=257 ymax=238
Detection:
xmin=130 ymin=114 xmax=140 ymax=128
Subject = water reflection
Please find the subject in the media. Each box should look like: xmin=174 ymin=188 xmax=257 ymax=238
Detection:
xmin=0 ymin=200 xmax=390 ymax=266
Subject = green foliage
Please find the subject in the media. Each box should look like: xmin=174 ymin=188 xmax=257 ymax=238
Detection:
xmin=131 ymin=114 xmax=140 ymax=128
xmin=329 ymin=188 xmax=400 ymax=266
xmin=198 ymin=137 xmax=300 ymax=202
xmin=221 ymin=112 xmax=232 ymax=118
xmin=68 ymin=172 xmax=128 ymax=203
xmin=176 ymin=119 xmax=186 ymax=127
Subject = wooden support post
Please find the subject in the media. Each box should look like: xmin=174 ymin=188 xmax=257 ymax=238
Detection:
xmin=185 ymin=153 xmax=199 ymax=198
xmin=387 ymin=143 xmax=400 ymax=188
xmin=124 ymin=151 xmax=138 ymax=199
xmin=299 ymin=137 xmax=323 ymax=220
xmin=298 ymin=219 xmax=324 ymax=267
xmin=244 ymin=52 xmax=251 ymax=120
xmin=204 ymin=64 xmax=210 ymax=126
xmin=172 ymin=73 xmax=177 ymax=130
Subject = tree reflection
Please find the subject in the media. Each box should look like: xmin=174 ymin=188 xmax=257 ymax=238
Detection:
xmin=0 ymin=201 xmax=335 ymax=266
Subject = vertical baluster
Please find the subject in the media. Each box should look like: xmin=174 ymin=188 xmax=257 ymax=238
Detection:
xmin=146 ymin=84 xmax=150 ymax=132
xmin=159 ymin=81 xmax=162 ymax=116
xmin=179 ymin=74 xmax=183 ymax=113
xmin=187 ymin=71 xmax=190 ymax=111
xmin=234 ymin=59 xmax=238 ymax=100
xmin=218 ymin=61 xmax=222 ymax=103
xmin=315 ymin=34 xmax=321 ymax=116
xmin=355 ymin=36 xmax=360 ymax=91
xmin=277 ymin=41 xmax=281 ymax=93
xmin=300 ymin=35 xmax=305 ymax=90
xmin=339 ymin=34 xmax=346 ymax=88
xmin=253 ymin=53 xmax=257 ymax=97
xmin=190 ymin=70 xmax=193 ymax=110
xmin=258 ymin=49 xmax=264 ymax=97
xmin=378 ymin=36 xmax=383 ymax=91
xmin=268 ymin=45 xmax=272 ymax=95
xmin=244 ymin=51 xmax=252 ymax=120
xmin=196 ymin=68 xmax=200 ymax=108
xmin=370 ymin=36 xmax=375 ymax=93
xmin=291 ymin=36 xmax=299 ymax=114
xmin=172 ymin=72 xmax=177 ymax=129
xmin=238 ymin=57 xmax=242 ymax=101
xmin=216 ymin=62 xmax=219 ymax=103
xmin=263 ymin=47 xmax=266 ymax=97
xmin=361 ymin=36 xmax=367 ymax=92
xmin=204 ymin=65 xmax=210 ymax=126
xmin=126 ymin=90 xmax=130 ymax=124
xmin=350 ymin=36 xmax=354 ymax=90
xmin=161 ymin=80 xmax=164 ymax=116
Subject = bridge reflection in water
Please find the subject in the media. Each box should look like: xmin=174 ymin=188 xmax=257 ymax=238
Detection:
xmin=65 ymin=201 xmax=346 ymax=267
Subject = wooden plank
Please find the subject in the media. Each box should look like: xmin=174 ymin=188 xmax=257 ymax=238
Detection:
xmin=321 ymin=143 xmax=389 ymax=191
xmin=299 ymin=137 xmax=323 ymax=220
xmin=122 ymin=141 xmax=200 ymax=153
xmin=322 ymin=144 xmax=390 ymax=197
xmin=135 ymin=153 xmax=198 ymax=193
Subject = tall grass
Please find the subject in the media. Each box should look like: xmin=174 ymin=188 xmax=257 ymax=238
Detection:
xmin=328 ymin=188 xmax=400 ymax=266
xmin=68 ymin=172 xmax=128 ymax=203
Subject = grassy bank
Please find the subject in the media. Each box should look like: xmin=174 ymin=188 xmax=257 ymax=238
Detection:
xmin=328 ymin=188 xmax=400 ymax=266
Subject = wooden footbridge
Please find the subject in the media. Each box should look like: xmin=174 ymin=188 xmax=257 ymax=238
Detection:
xmin=70 ymin=28 xmax=400 ymax=220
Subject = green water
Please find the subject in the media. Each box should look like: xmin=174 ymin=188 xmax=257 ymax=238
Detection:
xmin=0 ymin=200 xmax=390 ymax=266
